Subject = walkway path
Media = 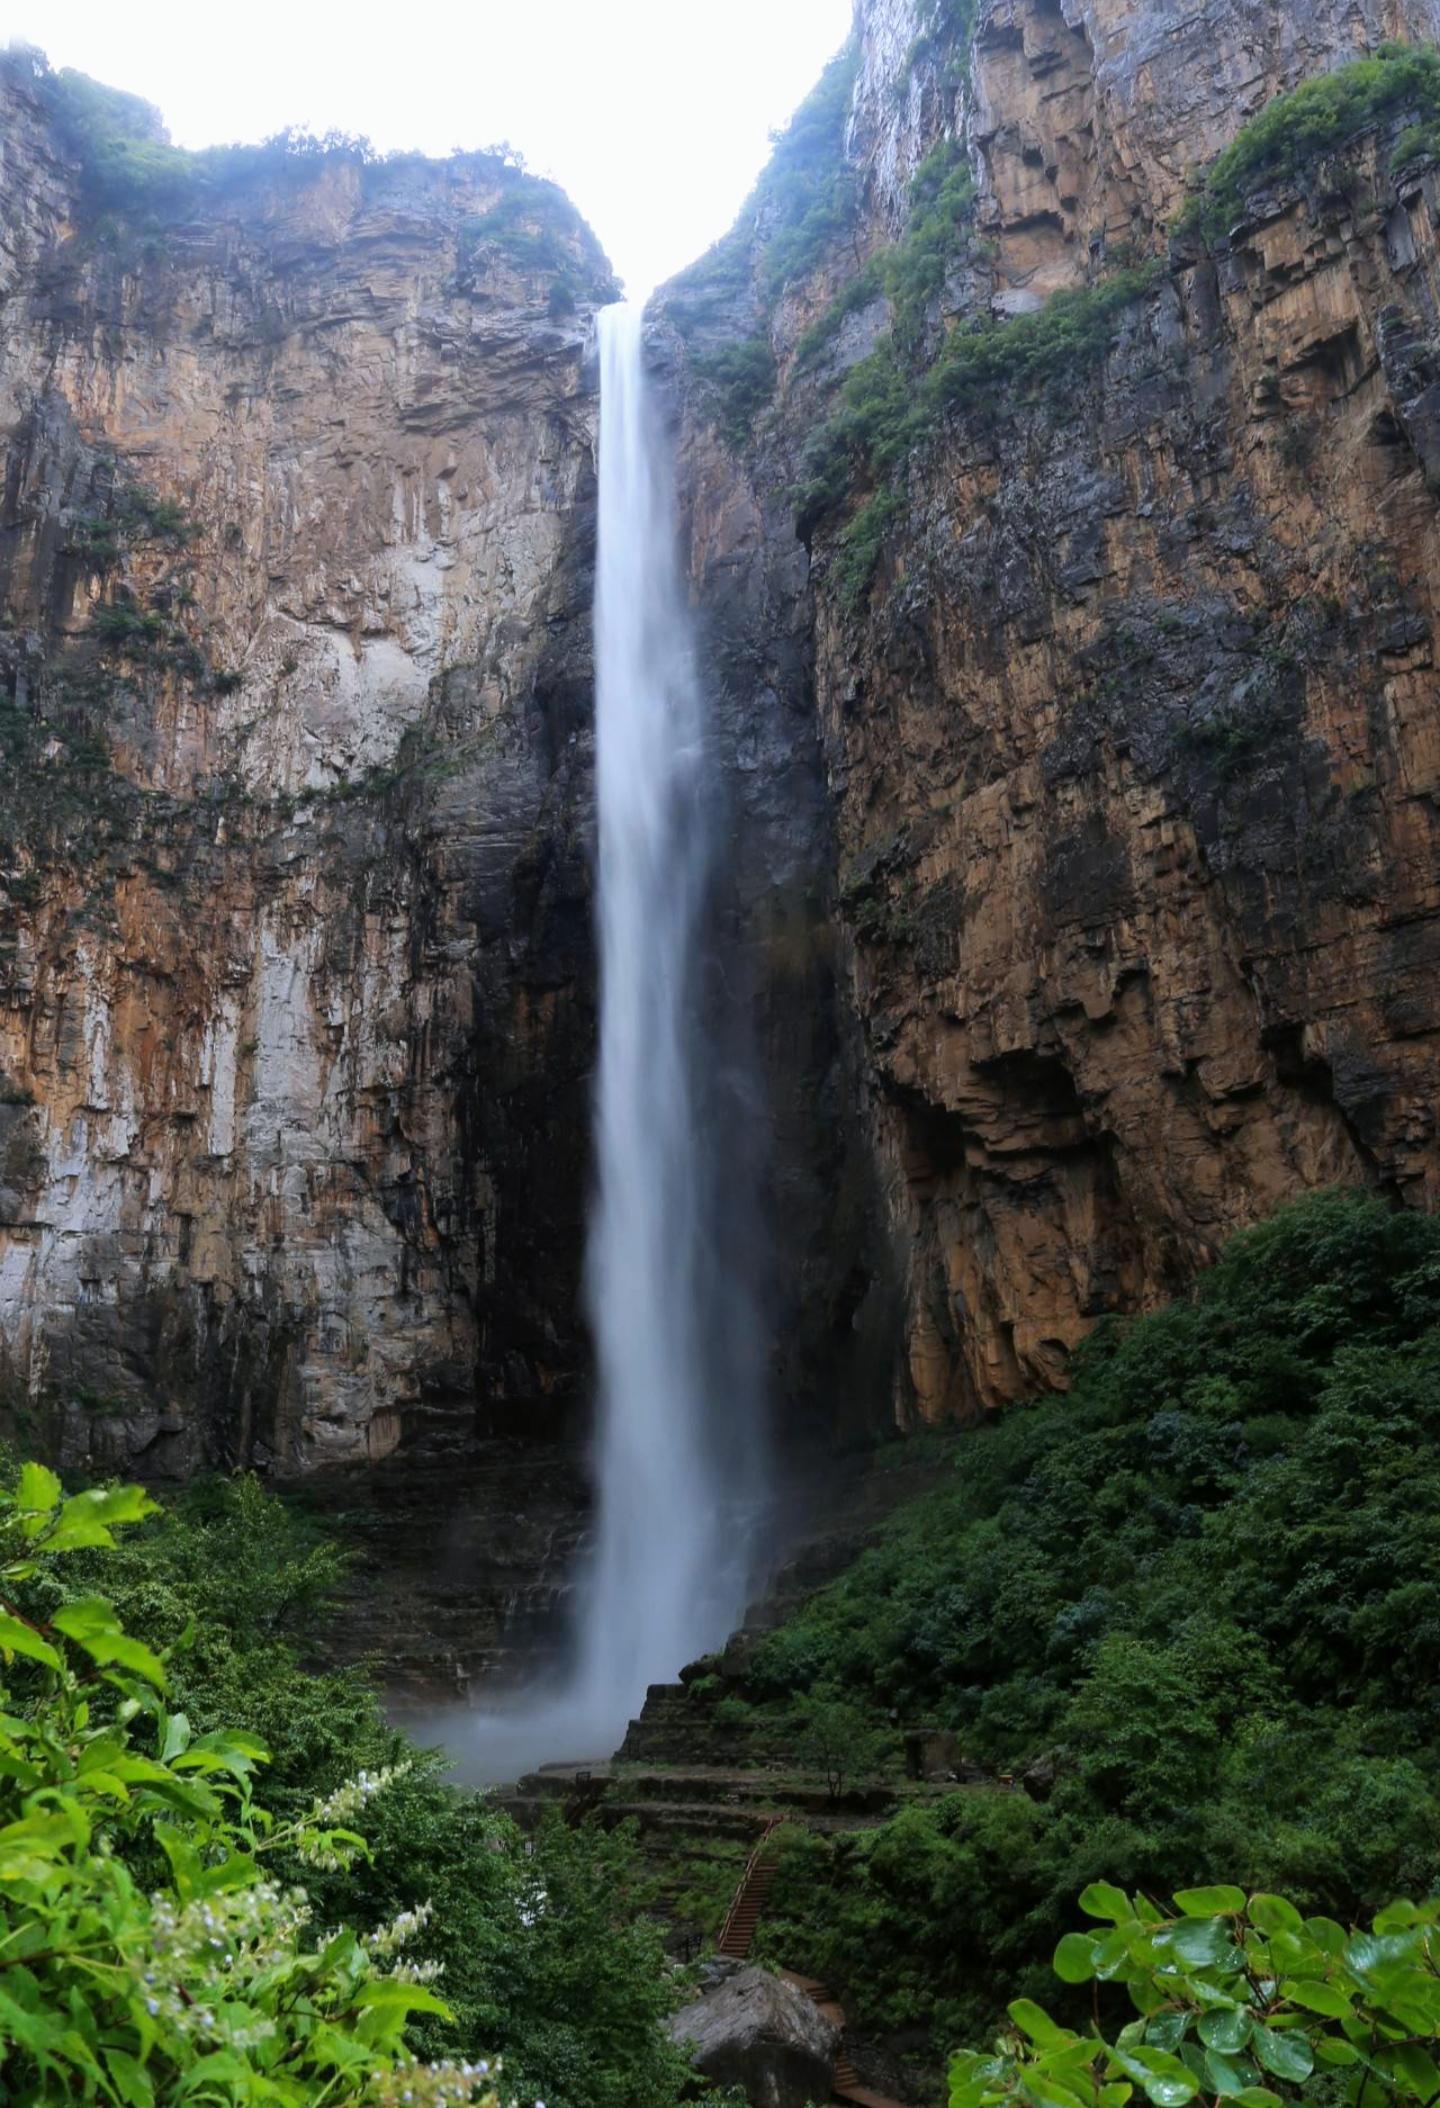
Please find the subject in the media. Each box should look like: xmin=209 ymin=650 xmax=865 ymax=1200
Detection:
xmin=716 ymin=1840 xmax=907 ymax=2107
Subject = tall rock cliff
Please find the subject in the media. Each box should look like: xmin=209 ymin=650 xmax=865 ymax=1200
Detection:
xmin=665 ymin=0 xmax=1440 ymax=1427
xmin=8 ymin=1 xmax=1440 ymax=1504
xmin=0 ymin=50 xmax=613 ymax=1473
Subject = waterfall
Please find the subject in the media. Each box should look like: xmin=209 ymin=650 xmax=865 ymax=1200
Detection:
xmin=450 ymin=301 xmax=766 ymax=1781
xmin=575 ymin=300 xmax=766 ymax=1714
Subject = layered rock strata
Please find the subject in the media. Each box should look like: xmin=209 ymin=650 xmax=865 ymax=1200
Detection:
xmin=666 ymin=0 xmax=1440 ymax=1424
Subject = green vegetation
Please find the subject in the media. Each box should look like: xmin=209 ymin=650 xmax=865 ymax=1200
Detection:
xmin=802 ymin=266 xmax=1159 ymax=599
xmin=794 ymin=139 xmax=978 ymax=374
xmin=1180 ymin=40 xmax=1440 ymax=238
xmin=688 ymin=337 xmax=778 ymax=448
xmin=67 ymin=485 xmax=191 ymax=569
xmin=754 ymin=42 xmax=863 ymax=299
xmin=743 ymin=1191 xmax=1440 ymax=2049
xmin=0 ymin=1465 xmax=497 ymax=2104
xmin=38 ymin=50 xmax=614 ymax=310
xmin=456 ymin=178 xmax=615 ymax=308
xmin=951 ymin=1882 xmax=1440 ymax=2108
xmin=906 ymin=0 xmax=981 ymax=91
xmin=1 ymin=1470 xmax=696 ymax=2108
xmin=667 ymin=40 xmax=859 ymax=336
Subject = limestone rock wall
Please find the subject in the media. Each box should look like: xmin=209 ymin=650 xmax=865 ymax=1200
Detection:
xmin=669 ymin=0 xmax=1440 ymax=1429
xmin=0 ymin=50 xmax=607 ymax=1471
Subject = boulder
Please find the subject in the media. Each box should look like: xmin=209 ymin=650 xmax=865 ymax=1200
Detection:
xmin=668 ymin=1966 xmax=839 ymax=2108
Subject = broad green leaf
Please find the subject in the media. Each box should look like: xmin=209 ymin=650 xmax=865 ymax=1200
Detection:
xmin=0 ymin=1612 xmax=61 ymax=1673
xmin=1248 ymin=1895 xmax=1303 ymax=1937
xmin=14 ymin=1463 xmax=60 ymax=1517
xmin=1388 ymin=2043 xmax=1440 ymax=2096
xmin=1081 ymin=1883 xmax=1135 ymax=1925
xmin=1160 ymin=1918 xmax=1236 ymax=1969
xmin=1111 ymin=2045 xmax=1198 ymax=2108
xmin=1312 ymin=2039 xmax=1361 ymax=2068
xmin=105 ymin=2047 xmax=154 ymax=2108
xmin=1199 ymin=2010 xmax=1252 ymax=2055
xmin=353 ymin=1980 xmax=451 ymax=2019
xmin=1054 ymin=1934 xmax=1099 ymax=1984
xmin=1093 ymin=1928 xmax=1138 ymax=1980
xmin=1281 ymin=1978 xmax=1352 ymax=2019
xmin=1251 ymin=2025 xmax=1314 ymax=2083
xmin=1203 ymin=2050 xmax=1249 ymax=2096
xmin=1011 ymin=2000 xmax=1076 ymax=2051
xmin=1175 ymin=1886 xmax=1246 ymax=1918
xmin=1373 ymin=1901 xmax=1421 ymax=1932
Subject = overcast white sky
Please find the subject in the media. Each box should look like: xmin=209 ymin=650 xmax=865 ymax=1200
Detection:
xmin=0 ymin=0 xmax=854 ymax=294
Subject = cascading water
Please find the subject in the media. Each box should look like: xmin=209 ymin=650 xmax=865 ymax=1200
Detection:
xmin=450 ymin=301 xmax=766 ymax=1781
xmin=577 ymin=299 xmax=765 ymax=1704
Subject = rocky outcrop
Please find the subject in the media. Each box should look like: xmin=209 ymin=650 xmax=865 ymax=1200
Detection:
xmin=668 ymin=1966 xmax=840 ymax=2108
xmin=0 ymin=48 xmax=610 ymax=1470
xmin=667 ymin=0 xmax=1440 ymax=1426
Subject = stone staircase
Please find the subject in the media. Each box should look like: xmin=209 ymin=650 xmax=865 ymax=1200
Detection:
xmin=706 ymin=1835 xmax=907 ymax=2107
xmin=716 ymin=1818 xmax=783 ymax=1959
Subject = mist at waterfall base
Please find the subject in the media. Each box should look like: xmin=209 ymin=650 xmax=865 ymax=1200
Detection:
xmin=438 ymin=304 xmax=770 ymax=1785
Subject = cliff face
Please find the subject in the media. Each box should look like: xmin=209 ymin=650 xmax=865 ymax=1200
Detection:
xmin=667 ymin=0 xmax=1440 ymax=1427
xmin=0 ymin=51 xmax=609 ymax=1472
xmin=9 ymin=2 xmax=1440 ymax=1495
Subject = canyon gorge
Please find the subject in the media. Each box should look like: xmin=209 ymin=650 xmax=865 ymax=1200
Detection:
xmin=4 ymin=0 xmax=1440 ymax=1651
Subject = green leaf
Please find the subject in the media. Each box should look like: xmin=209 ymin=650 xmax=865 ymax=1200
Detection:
xmin=1199 ymin=2011 xmax=1252 ymax=2055
xmin=1281 ymin=1978 xmax=1352 ymax=2020
xmin=1251 ymin=2026 xmax=1314 ymax=2083
xmin=353 ymin=1979 xmax=452 ymax=2018
xmin=14 ymin=1463 xmax=60 ymax=1517
xmin=1160 ymin=1918 xmax=1236 ymax=1969
xmin=1175 ymin=1886 xmax=1246 ymax=1917
xmin=1081 ymin=1883 xmax=1135 ymax=1925
xmin=1312 ymin=2038 xmax=1360 ymax=2068
xmin=1248 ymin=1895 xmax=1303 ymax=1937
xmin=1203 ymin=2051 xmax=1249 ymax=2096
xmin=1054 ymin=1934 xmax=1099 ymax=1984
xmin=1388 ymin=2043 xmax=1440 ymax=2097
xmin=0 ymin=1611 xmax=61 ymax=1672
xmin=1011 ymin=2000 xmax=1075 ymax=2051
xmin=1111 ymin=2046 xmax=1199 ymax=2107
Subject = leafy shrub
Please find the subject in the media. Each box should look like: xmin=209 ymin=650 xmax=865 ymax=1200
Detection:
xmin=746 ymin=1192 xmax=1440 ymax=2046
xmin=951 ymin=1882 xmax=1440 ymax=2108
xmin=0 ymin=1463 xmax=497 ymax=2104
xmin=799 ymin=266 xmax=1159 ymax=596
xmin=43 ymin=1474 xmax=690 ymax=2108
xmin=688 ymin=337 xmax=777 ymax=449
xmin=457 ymin=177 xmax=613 ymax=303
xmin=1183 ymin=40 xmax=1440 ymax=237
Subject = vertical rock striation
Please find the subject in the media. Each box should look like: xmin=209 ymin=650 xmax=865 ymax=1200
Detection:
xmin=0 ymin=49 xmax=612 ymax=1472
xmin=666 ymin=0 xmax=1440 ymax=1428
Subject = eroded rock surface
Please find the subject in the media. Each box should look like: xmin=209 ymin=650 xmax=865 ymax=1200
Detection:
xmin=668 ymin=1966 xmax=839 ymax=2108
xmin=667 ymin=0 xmax=1440 ymax=1425
xmin=0 ymin=50 xmax=609 ymax=1470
